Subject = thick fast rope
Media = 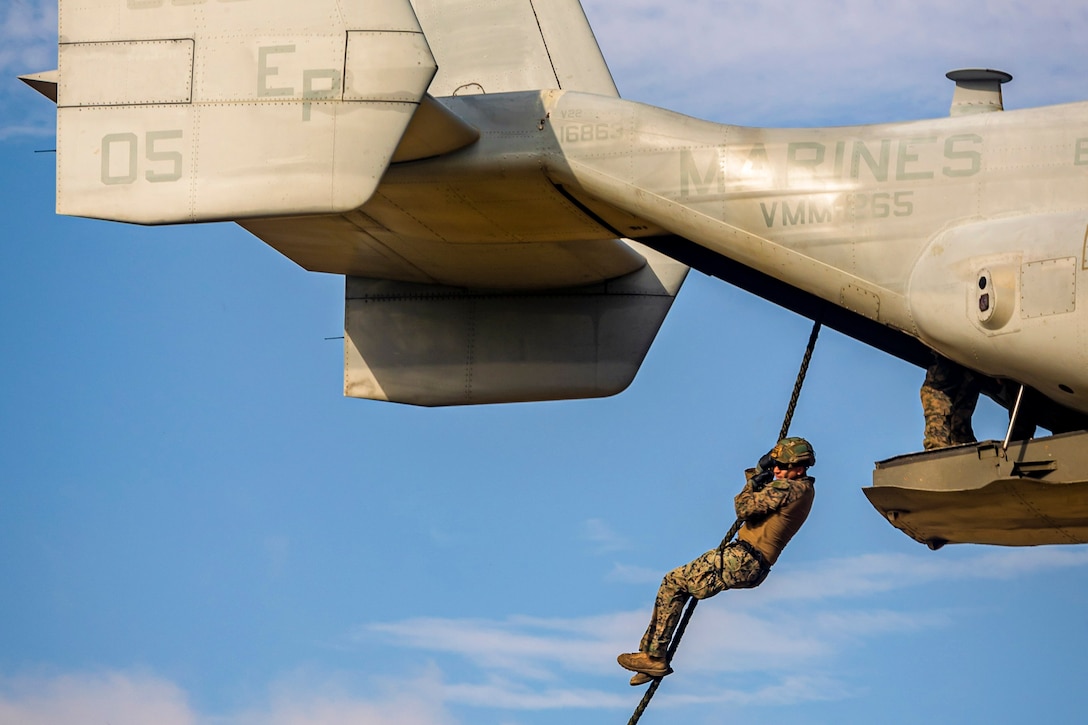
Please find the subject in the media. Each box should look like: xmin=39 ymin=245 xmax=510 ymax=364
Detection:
xmin=626 ymin=321 xmax=821 ymax=725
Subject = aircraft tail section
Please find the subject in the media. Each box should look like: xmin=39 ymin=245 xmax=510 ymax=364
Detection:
xmin=344 ymin=241 xmax=686 ymax=405
xmin=55 ymin=0 xmax=438 ymax=224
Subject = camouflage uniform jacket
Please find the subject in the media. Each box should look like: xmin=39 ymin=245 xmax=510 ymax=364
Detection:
xmin=734 ymin=471 xmax=815 ymax=566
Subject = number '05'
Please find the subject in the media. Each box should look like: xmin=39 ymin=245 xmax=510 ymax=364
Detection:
xmin=101 ymin=131 xmax=183 ymax=185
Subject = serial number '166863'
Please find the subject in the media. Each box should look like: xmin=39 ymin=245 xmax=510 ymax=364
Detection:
xmin=560 ymin=124 xmax=622 ymax=143
xmin=100 ymin=131 xmax=183 ymax=185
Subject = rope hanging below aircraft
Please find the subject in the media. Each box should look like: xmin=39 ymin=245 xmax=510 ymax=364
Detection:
xmin=626 ymin=321 xmax=822 ymax=725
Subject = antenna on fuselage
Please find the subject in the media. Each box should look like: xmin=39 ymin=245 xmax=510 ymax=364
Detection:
xmin=946 ymin=68 xmax=1013 ymax=116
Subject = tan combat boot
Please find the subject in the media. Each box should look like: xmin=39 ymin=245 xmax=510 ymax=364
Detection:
xmin=617 ymin=652 xmax=671 ymax=677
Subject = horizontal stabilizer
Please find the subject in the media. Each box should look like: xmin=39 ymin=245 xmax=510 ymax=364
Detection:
xmin=55 ymin=0 xmax=437 ymax=224
xmin=344 ymin=241 xmax=687 ymax=405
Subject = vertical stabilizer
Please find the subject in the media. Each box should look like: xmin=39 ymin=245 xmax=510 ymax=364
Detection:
xmin=56 ymin=0 xmax=437 ymax=224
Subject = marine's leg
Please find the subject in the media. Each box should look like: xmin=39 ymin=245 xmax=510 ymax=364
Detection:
xmin=623 ymin=546 xmax=755 ymax=683
xmin=637 ymin=549 xmax=725 ymax=657
xmin=921 ymin=361 xmax=955 ymax=449
xmin=637 ymin=569 xmax=689 ymax=658
xmin=950 ymin=372 xmax=980 ymax=445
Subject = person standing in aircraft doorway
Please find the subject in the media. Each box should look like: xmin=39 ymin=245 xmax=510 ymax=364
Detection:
xmin=617 ymin=437 xmax=816 ymax=685
xmin=920 ymin=353 xmax=980 ymax=450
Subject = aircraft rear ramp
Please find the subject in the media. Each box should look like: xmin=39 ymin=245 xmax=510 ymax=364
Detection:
xmin=865 ymin=431 xmax=1088 ymax=548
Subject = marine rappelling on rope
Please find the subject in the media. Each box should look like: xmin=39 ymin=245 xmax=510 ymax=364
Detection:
xmin=623 ymin=322 xmax=822 ymax=725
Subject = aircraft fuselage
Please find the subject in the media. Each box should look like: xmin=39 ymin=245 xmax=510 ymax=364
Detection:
xmin=368 ymin=90 xmax=1088 ymax=416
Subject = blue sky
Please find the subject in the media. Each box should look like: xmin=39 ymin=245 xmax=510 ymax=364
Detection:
xmin=3 ymin=1 xmax=1088 ymax=723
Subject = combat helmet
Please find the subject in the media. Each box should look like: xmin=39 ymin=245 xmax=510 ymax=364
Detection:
xmin=771 ymin=437 xmax=815 ymax=467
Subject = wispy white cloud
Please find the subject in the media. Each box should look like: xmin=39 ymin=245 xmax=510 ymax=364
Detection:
xmin=364 ymin=611 xmax=643 ymax=680
xmin=360 ymin=601 xmax=943 ymax=692
xmin=440 ymin=679 xmax=627 ymax=710
xmin=0 ymin=124 xmax=53 ymax=141
xmin=0 ymin=669 xmax=458 ymax=725
xmin=580 ymin=517 xmax=631 ymax=553
xmin=604 ymin=561 xmax=661 ymax=584
xmin=224 ymin=667 xmax=456 ymax=725
xmin=657 ymin=673 xmax=854 ymax=707
xmin=2 ymin=1 xmax=57 ymax=139
xmin=352 ymin=546 xmax=1088 ymax=710
xmin=0 ymin=671 xmax=195 ymax=725
xmin=585 ymin=0 xmax=1088 ymax=124
xmin=0 ymin=0 xmax=55 ymax=75
xmin=749 ymin=546 xmax=1088 ymax=605
xmin=4 ymin=548 xmax=1086 ymax=722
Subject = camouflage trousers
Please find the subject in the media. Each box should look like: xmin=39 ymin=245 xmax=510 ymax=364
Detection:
xmin=921 ymin=357 xmax=980 ymax=450
xmin=639 ymin=542 xmax=765 ymax=658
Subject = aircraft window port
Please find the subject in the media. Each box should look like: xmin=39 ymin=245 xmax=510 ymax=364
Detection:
xmin=976 ymin=267 xmax=994 ymax=323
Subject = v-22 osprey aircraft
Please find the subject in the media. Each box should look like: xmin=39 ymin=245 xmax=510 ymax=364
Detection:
xmin=20 ymin=0 xmax=1088 ymax=548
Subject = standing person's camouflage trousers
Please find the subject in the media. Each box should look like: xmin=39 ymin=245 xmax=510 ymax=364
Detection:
xmin=639 ymin=542 xmax=764 ymax=658
xmin=921 ymin=355 xmax=980 ymax=450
